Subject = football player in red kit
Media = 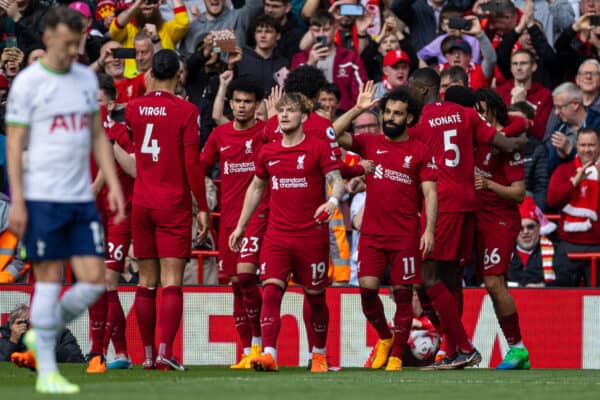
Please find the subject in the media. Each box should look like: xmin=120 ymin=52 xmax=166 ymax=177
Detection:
xmin=201 ymin=78 xmax=267 ymax=368
xmin=126 ymin=50 xmax=209 ymax=371
xmin=407 ymin=68 xmax=526 ymax=369
xmin=473 ymin=89 xmax=530 ymax=369
xmin=334 ymin=83 xmax=438 ymax=371
xmin=229 ymin=92 xmax=345 ymax=373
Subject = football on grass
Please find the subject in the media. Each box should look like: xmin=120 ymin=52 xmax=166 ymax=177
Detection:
xmin=408 ymin=330 xmax=440 ymax=360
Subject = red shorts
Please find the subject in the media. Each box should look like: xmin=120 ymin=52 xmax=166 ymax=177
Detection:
xmin=358 ymin=234 xmax=423 ymax=285
xmin=237 ymin=218 xmax=267 ymax=265
xmin=259 ymin=229 xmax=329 ymax=290
xmin=132 ymin=205 xmax=191 ymax=259
xmin=475 ymin=221 xmax=519 ymax=278
xmin=218 ymin=226 xmax=237 ymax=276
xmin=102 ymin=210 xmax=131 ymax=273
xmin=425 ymin=212 xmax=475 ymax=265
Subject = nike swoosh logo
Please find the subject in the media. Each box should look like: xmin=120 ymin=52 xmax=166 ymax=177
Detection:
xmin=484 ymin=265 xmax=495 ymax=270
xmin=240 ymin=253 xmax=252 ymax=258
xmin=220 ymin=146 xmax=231 ymax=152
xmin=376 ymin=150 xmax=388 ymax=154
xmin=268 ymin=160 xmax=280 ymax=166
xmin=311 ymin=280 xmax=324 ymax=286
xmin=402 ymin=274 xmax=416 ymax=280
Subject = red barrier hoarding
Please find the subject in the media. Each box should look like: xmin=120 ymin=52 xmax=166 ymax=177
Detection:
xmin=1 ymin=286 xmax=599 ymax=369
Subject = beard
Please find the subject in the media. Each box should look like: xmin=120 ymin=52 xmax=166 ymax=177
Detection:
xmin=382 ymin=121 xmax=406 ymax=138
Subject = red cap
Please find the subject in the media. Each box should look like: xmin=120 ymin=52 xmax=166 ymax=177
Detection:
xmin=96 ymin=0 xmax=117 ymax=20
xmin=519 ymin=196 xmax=538 ymax=223
xmin=383 ymin=49 xmax=411 ymax=67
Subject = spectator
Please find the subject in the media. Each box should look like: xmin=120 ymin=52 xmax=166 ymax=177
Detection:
xmin=496 ymin=49 xmax=553 ymax=141
xmin=495 ymin=0 xmax=560 ymax=89
xmin=236 ymin=15 xmax=288 ymax=97
xmin=374 ymin=49 xmax=411 ymax=99
xmin=352 ymin=109 xmax=380 ymax=134
xmin=0 ymin=0 xmax=48 ymax=54
xmin=577 ymin=58 xmax=600 ymax=112
xmin=417 ymin=5 xmax=482 ymax=65
xmin=390 ymin=0 xmax=472 ymax=51
xmin=134 ymin=32 xmax=159 ymax=75
xmin=438 ymin=21 xmax=497 ymax=90
xmin=69 ymin=1 xmax=102 ymax=64
xmin=25 ymin=45 xmax=45 ymax=65
xmin=110 ymin=0 xmax=189 ymax=77
xmin=0 ymin=303 xmax=85 ymax=365
xmin=262 ymin=0 xmax=303 ymax=60
xmin=547 ymin=82 xmax=600 ymax=174
xmin=291 ymin=10 xmax=367 ymax=112
xmin=317 ymin=82 xmax=341 ymax=120
xmin=0 ymin=46 xmax=23 ymax=84
xmin=547 ymin=127 xmax=600 ymax=286
xmin=509 ymin=196 xmax=574 ymax=287
xmin=92 ymin=41 xmax=146 ymax=105
xmin=181 ymin=0 xmax=263 ymax=59
xmin=512 ymin=0 xmax=574 ymax=46
xmin=439 ymin=65 xmax=468 ymax=98
xmin=509 ymin=101 xmax=550 ymax=211
xmin=555 ymin=1 xmax=600 ymax=82
xmin=360 ymin=14 xmax=418 ymax=83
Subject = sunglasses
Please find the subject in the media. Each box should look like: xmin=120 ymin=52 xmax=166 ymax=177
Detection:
xmin=520 ymin=223 xmax=537 ymax=232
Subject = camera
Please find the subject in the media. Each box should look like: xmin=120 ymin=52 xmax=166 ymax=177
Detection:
xmin=111 ymin=48 xmax=137 ymax=59
xmin=590 ymin=15 xmax=600 ymax=26
xmin=315 ymin=35 xmax=328 ymax=48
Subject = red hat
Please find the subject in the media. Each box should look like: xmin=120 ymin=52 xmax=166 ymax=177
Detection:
xmin=96 ymin=0 xmax=117 ymax=20
xmin=519 ymin=196 xmax=538 ymax=223
xmin=69 ymin=1 xmax=92 ymax=18
xmin=383 ymin=49 xmax=411 ymax=67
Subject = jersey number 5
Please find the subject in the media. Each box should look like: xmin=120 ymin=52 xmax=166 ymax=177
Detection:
xmin=142 ymin=123 xmax=161 ymax=162
xmin=443 ymin=129 xmax=460 ymax=167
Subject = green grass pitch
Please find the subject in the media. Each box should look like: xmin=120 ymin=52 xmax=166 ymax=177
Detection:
xmin=1 ymin=364 xmax=599 ymax=400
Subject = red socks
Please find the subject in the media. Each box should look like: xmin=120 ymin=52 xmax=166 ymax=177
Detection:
xmin=232 ymin=282 xmax=252 ymax=348
xmin=498 ymin=312 xmax=522 ymax=346
xmin=158 ymin=286 xmax=183 ymax=359
xmin=260 ymin=284 xmax=284 ymax=349
xmin=237 ymin=273 xmax=262 ymax=339
xmin=89 ymin=291 xmax=108 ymax=355
xmin=304 ymin=292 xmax=329 ymax=350
xmin=360 ymin=287 xmax=392 ymax=340
xmin=427 ymin=282 xmax=473 ymax=353
xmin=303 ymin=295 xmax=314 ymax=351
xmin=135 ymin=286 xmax=157 ymax=360
xmin=391 ymin=288 xmax=413 ymax=358
xmin=104 ymin=290 xmax=128 ymax=355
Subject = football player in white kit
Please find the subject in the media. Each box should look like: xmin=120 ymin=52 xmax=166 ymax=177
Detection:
xmin=5 ymin=6 xmax=125 ymax=395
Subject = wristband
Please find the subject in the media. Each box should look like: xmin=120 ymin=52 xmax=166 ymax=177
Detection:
xmin=328 ymin=197 xmax=339 ymax=207
xmin=357 ymin=33 xmax=369 ymax=39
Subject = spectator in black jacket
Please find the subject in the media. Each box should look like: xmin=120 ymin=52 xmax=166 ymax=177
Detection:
xmin=262 ymin=0 xmax=303 ymax=61
xmin=554 ymin=2 xmax=600 ymax=82
xmin=509 ymin=197 xmax=574 ymax=287
xmin=0 ymin=0 xmax=48 ymax=54
xmin=496 ymin=1 xmax=559 ymax=89
xmin=237 ymin=14 xmax=288 ymax=97
xmin=0 ymin=303 xmax=85 ymax=365
xmin=390 ymin=0 xmax=472 ymax=51
xmin=509 ymin=101 xmax=549 ymax=211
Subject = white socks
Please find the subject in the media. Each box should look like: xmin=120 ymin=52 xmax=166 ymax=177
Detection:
xmin=264 ymin=347 xmax=277 ymax=360
xmin=30 ymin=282 xmax=61 ymax=377
xmin=56 ymin=282 xmax=105 ymax=325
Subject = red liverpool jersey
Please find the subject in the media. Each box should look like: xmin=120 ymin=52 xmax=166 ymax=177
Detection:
xmin=126 ymin=91 xmax=200 ymax=210
xmin=255 ymin=134 xmax=338 ymax=233
xmin=409 ymin=101 xmax=496 ymax=213
xmin=201 ymin=120 xmax=268 ymax=228
xmin=351 ymin=134 xmax=437 ymax=237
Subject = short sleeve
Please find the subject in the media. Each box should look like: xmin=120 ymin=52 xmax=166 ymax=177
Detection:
xmin=87 ymin=71 xmax=100 ymax=114
xmin=254 ymin=146 xmax=269 ymax=180
xmin=183 ymin=106 xmax=201 ymax=146
xmin=350 ymin=133 xmax=368 ymax=156
xmin=319 ymin=140 xmax=338 ymax=176
xmin=470 ymin=109 xmax=496 ymax=145
xmin=200 ymin=127 xmax=219 ymax=167
xmin=419 ymin=144 xmax=438 ymax=183
xmin=503 ymin=151 xmax=525 ymax=183
xmin=5 ymin=74 xmax=32 ymax=127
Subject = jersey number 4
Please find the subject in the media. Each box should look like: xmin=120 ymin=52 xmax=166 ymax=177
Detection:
xmin=142 ymin=123 xmax=161 ymax=162
xmin=443 ymin=129 xmax=460 ymax=167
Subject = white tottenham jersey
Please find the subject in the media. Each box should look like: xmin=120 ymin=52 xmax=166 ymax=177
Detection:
xmin=6 ymin=61 xmax=99 ymax=202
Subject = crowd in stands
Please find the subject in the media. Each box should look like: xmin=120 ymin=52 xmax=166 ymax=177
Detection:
xmin=0 ymin=0 xmax=598 ymax=289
